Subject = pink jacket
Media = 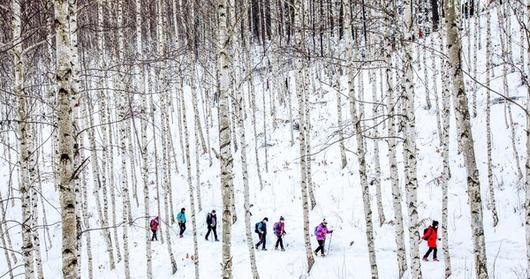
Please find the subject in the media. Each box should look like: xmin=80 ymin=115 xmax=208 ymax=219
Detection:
xmin=315 ymin=224 xmax=332 ymax=241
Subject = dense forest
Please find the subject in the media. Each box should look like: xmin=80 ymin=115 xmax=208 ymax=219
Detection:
xmin=0 ymin=0 xmax=528 ymax=278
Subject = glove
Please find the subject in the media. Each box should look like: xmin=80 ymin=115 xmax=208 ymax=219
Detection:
xmin=438 ymin=238 xmax=441 ymax=241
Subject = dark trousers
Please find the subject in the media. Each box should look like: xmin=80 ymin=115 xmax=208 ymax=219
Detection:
xmin=314 ymin=240 xmax=326 ymax=255
xmin=423 ymin=247 xmax=438 ymax=259
xmin=275 ymin=235 xmax=284 ymax=250
xmin=151 ymin=230 xmax=158 ymax=241
xmin=255 ymin=233 xmax=266 ymax=249
xmin=179 ymin=223 xmax=186 ymax=236
xmin=205 ymin=226 xmax=218 ymax=240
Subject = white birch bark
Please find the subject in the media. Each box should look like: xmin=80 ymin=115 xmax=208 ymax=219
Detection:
xmin=293 ymin=0 xmax=315 ymax=272
xmin=370 ymin=68 xmax=385 ymax=226
xmin=524 ymin=1 xmax=530 ymax=277
xmin=116 ymin=1 xmax=131 ymax=277
xmin=344 ymin=1 xmax=378 ymax=277
xmin=157 ymin=0 xmax=177 ymax=272
xmin=13 ymin=1 xmax=35 ymax=277
xmin=237 ymin=67 xmax=260 ymax=279
xmin=443 ymin=0 xmax=489 ymax=277
xmin=218 ymin=0 xmax=235 ymax=277
xmin=485 ymin=5 xmax=499 ymax=227
xmin=333 ymin=63 xmax=347 ymax=169
xmin=383 ymin=6 xmax=407 ymax=274
xmin=54 ymin=0 xmax=79 ymax=276
xmin=0 ymin=192 xmax=14 ymax=279
xmin=400 ymin=1 xmax=423 ymax=277
xmin=135 ymin=0 xmax=152 ymax=276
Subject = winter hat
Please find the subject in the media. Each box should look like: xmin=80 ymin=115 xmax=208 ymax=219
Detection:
xmin=322 ymin=219 xmax=327 ymax=225
xmin=264 ymin=217 xmax=269 ymax=222
xmin=280 ymin=216 xmax=285 ymax=221
xmin=432 ymin=220 xmax=439 ymax=227
xmin=181 ymin=208 xmax=185 ymax=212
xmin=212 ymin=210 xmax=216 ymax=214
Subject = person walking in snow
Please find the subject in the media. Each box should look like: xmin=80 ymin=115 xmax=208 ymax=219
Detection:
xmin=150 ymin=216 xmax=160 ymax=241
xmin=255 ymin=217 xmax=268 ymax=250
xmin=205 ymin=210 xmax=219 ymax=241
xmin=177 ymin=208 xmax=186 ymax=238
xmin=314 ymin=219 xmax=333 ymax=256
xmin=422 ymin=220 xmax=440 ymax=261
xmin=273 ymin=216 xmax=286 ymax=251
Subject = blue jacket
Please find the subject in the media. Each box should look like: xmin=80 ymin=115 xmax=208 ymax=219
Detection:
xmin=177 ymin=212 xmax=186 ymax=224
xmin=257 ymin=222 xmax=267 ymax=234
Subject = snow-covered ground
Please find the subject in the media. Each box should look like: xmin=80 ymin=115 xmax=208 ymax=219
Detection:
xmin=1 ymin=5 xmax=528 ymax=279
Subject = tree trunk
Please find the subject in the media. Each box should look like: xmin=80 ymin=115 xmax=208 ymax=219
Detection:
xmin=218 ymin=0 xmax=235 ymax=277
xmin=136 ymin=0 xmax=152 ymax=275
xmin=370 ymin=68 xmax=385 ymax=226
xmin=54 ymin=0 xmax=79 ymax=276
xmin=401 ymin=0 xmax=422 ymax=277
xmin=294 ymin=0 xmax=315 ymax=273
xmin=13 ymin=0 xmax=36 ymax=277
xmin=485 ymin=5 xmax=499 ymax=227
xmin=443 ymin=0 xmax=489 ymax=277
xmin=117 ymin=1 xmax=131 ymax=277
xmin=383 ymin=5 xmax=407 ymax=274
xmin=344 ymin=2 xmax=378 ymax=277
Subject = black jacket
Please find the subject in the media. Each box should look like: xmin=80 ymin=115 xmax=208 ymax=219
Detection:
xmin=206 ymin=213 xmax=217 ymax=227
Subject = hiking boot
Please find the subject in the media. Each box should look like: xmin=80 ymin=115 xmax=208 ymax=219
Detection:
xmin=262 ymin=248 xmax=267 ymax=251
xmin=433 ymin=258 xmax=439 ymax=262
xmin=321 ymin=254 xmax=326 ymax=257
xmin=275 ymin=247 xmax=279 ymax=250
xmin=422 ymin=257 xmax=428 ymax=262
xmin=281 ymin=248 xmax=285 ymax=252
xmin=215 ymin=239 xmax=219 ymax=242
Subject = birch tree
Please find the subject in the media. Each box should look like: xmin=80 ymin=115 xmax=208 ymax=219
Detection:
xmin=218 ymin=0 xmax=235 ymax=277
xmin=485 ymin=4 xmax=499 ymax=227
xmin=440 ymin=24 xmax=453 ymax=278
xmin=54 ymin=0 xmax=79 ymax=276
xmin=383 ymin=3 xmax=407 ymax=273
xmin=525 ymin=0 xmax=530 ymax=277
xmin=443 ymin=0 xmax=489 ymax=277
xmin=13 ymin=0 xmax=36 ymax=277
xmin=401 ymin=0 xmax=422 ymax=277
xmin=344 ymin=0 xmax=378 ymax=277
xmin=293 ymin=0 xmax=315 ymax=272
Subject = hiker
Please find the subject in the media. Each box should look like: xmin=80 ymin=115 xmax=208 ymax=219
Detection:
xmin=273 ymin=216 xmax=286 ymax=251
xmin=314 ymin=219 xmax=333 ymax=256
xmin=255 ymin=217 xmax=268 ymax=250
xmin=205 ymin=210 xmax=219 ymax=241
xmin=422 ymin=220 xmax=440 ymax=261
xmin=177 ymin=208 xmax=186 ymax=238
xmin=150 ymin=216 xmax=160 ymax=241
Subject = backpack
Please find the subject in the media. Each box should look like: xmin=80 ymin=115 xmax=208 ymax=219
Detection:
xmin=255 ymin=222 xmax=260 ymax=233
xmin=273 ymin=222 xmax=280 ymax=234
xmin=423 ymin=227 xmax=430 ymax=240
xmin=314 ymin=226 xmax=319 ymax=235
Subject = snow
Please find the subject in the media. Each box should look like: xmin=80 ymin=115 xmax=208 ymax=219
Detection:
xmin=0 ymin=4 xmax=528 ymax=279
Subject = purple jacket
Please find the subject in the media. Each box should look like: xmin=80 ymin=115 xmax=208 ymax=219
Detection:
xmin=315 ymin=224 xmax=332 ymax=241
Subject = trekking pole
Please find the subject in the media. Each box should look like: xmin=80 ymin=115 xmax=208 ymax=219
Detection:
xmin=327 ymin=233 xmax=333 ymax=255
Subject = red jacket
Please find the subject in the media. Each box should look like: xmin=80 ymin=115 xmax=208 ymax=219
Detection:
xmin=422 ymin=226 xmax=438 ymax=248
xmin=150 ymin=218 xmax=159 ymax=231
